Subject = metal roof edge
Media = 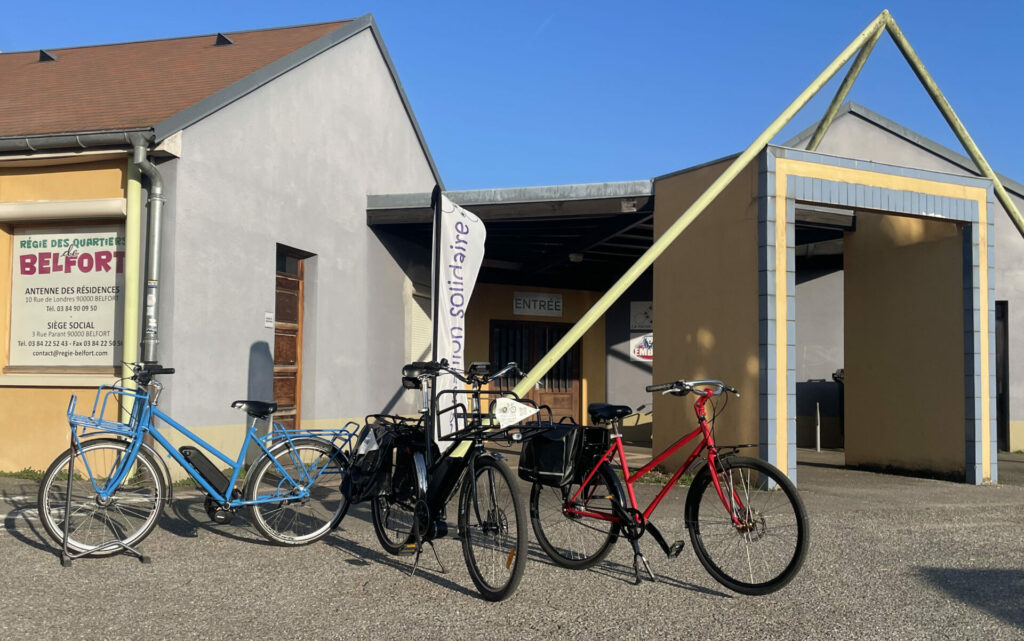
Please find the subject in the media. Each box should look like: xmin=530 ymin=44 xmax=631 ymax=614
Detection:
xmin=652 ymin=153 xmax=742 ymax=183
xmin=368 ymin=179 xmax=653 ymax=210
xmin=153 ymin=15 xmax=369 ymax=141
xmin=153 ymin=14 xmax=444 ymax=189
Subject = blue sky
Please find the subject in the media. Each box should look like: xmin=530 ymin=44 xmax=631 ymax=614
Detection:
xmin=2 ymin=1 xmax=1022 ymax=190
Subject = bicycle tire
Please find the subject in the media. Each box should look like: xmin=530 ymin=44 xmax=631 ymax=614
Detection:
xmin=370 ymin=448 xmax=422 ymax=555
xmin=686 ymin=455 xmax=809 ymax=595
xmin=457 ymin=455 xmax=528 ymax=601
xmin=245 ymin=438 xmax=348 ymax=546
xmin=530 ymin=462 xmax=621 ymax=569
xmin=37 ymin=438 xmax=166 ymax=555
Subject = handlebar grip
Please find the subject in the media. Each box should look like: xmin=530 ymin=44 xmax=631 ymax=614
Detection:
xmin=144 ymin=365 xmax=175 ymax=376
xmin=408 ymin=361 xmax=438 ymax=370
xmin=646 ymin=382 xmax=677 ymax=393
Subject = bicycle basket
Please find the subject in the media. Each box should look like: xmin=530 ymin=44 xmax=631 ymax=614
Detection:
xmin=517 ymin=425 xmax=581 ymax=487
xmin=345 ymin=424 xmax=395 ymax=504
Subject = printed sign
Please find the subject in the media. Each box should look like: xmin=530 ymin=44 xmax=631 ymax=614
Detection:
xmin=630 ymin=301 xmax=653 ymax=331
xmin=513 ymin=291 xmax=562 ymax=317
xmin=10 ymin=226 xmax=125 ymax=367
xmin=630 ymin=333 xmax=653 ymax=362
xmin=434 ymin=195 xmax=486 ymax=445
xmin=493 ymin=397 xmax=540 ymax=428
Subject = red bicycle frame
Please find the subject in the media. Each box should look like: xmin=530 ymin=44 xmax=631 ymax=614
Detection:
xmin=567 ymin=388 xmax=745 ymax=527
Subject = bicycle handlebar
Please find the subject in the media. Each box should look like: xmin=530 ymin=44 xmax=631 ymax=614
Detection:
xmin=402 ymin=360 xmax=521 ymax=386
xmin=127 ymin=362 xmax=175 ymax=384
xmin=645 ymin=379 xmax=739 ymax=398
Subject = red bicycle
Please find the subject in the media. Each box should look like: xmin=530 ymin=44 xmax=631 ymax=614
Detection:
xmin=527 ymin=378 xmax=809 ymax=595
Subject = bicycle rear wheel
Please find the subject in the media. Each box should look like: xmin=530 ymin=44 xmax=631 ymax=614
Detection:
xmin=530 ymin=462 xmax=621 ymax=569
xmin=457 ymin=455 xmax=527 ymax=601
xmin=686 ymin=456 xmax=809 ymax=595
xmin=37 ymin=438 xmax=166 ymax=555
xmin=246 ymin=439 xmax=348 ymax=545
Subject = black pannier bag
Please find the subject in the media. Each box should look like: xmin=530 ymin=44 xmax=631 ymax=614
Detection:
xmin=575 ymin=426 xmax=611 ymax=484
xmin=345 ymin=424 xmax=396 ymax=504
xmin=518 ymin=426 xmax=581 ymax=487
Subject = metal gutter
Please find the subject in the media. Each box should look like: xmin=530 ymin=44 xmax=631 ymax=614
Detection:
xmin=0 ymin=129 xmax=149 ymax=153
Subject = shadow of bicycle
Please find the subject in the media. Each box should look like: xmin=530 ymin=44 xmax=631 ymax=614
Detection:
xmin=524 ymin=542 xmax=730 ymax=597
xmin=321 ymin=504 xmax=480 ymax=600
xmin=1 ymin=484 xmax=58 ymax=555
xmin=918 ymin=567 xmax=1024 ymax=629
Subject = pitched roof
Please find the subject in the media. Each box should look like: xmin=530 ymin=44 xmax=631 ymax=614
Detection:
xmin=0 ymin=20 xmax=349 ymax=138
xmin=783 ymin=101 xmax=1024 ymax=198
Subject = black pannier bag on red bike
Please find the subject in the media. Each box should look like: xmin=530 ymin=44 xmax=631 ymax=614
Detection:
xmin=574 ymin=427 xmax=611 ymax=484
xmin=518 ymin=426 xmax=581 ymax=487
xmin=345 ymin=424 xmax=396 ymax=504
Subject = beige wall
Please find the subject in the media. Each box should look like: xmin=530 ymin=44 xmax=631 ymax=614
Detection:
xmin=844 ymin=212 xmax=966 ymax=473
xmin=0 ymin=158 xmax=128 ymax=472
xmin=465 ymin=283 xmax=606 ymax=415
xmin=0 ymin=386 xmax=118 ymax=470
xmin=0 ymin=158 xmax=126 ymax=203
xmin=652 ymin=160 xmax=761 ymax=468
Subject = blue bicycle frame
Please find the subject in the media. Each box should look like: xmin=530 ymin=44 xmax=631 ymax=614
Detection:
xmin=70 ymin=384 xmax=354 ymax=507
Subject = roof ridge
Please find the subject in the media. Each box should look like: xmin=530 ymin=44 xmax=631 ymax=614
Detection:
xmin=0 ymin=19 xmax=352 ymax=56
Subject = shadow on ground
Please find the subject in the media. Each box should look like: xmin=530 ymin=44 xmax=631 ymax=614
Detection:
xmin=918 ymin=567 xmax=1024 ymax=629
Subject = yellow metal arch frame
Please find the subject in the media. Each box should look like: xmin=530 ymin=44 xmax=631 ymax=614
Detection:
xmin=511 ymin=11 xmax=1020 ymax=476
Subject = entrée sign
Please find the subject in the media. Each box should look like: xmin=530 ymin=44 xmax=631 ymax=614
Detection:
xmin=513 ymin=291 xmax=563 ymax=318
xmin=10 ymin=226 xmax=125 ymax=368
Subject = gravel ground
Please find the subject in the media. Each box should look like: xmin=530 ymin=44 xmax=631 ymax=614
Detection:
xmin=0 ymin=453 xmax=1021 ymax=641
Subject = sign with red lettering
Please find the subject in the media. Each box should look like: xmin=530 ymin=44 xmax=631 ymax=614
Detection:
xmin=629 ymin=333 xmax=653 ymax=362
xmin=10 ymin=226 xmax=125 ymax=367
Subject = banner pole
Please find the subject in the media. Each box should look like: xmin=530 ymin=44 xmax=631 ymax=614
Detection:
xmin=428 ymin=184 xmax=442 ymax=467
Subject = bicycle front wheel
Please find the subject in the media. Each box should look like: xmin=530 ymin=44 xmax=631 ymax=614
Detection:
xmin=686 ymin=456 xmax=809 ymax=595
xmin=457 ymin=456 xmax=528 ymax=601
xmin=530 ymin=462 xmax=621 ymax=569
xmin=37 ymin=438 xmax=166 ymax=555
xmin=245 ymin=439 xmax=348 ymax=545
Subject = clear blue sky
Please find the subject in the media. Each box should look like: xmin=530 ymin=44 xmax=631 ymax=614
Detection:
xmin=3 ymin=1 xmax=1022 ymax=190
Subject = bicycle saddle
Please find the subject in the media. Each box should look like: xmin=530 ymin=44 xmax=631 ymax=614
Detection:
xmin=231 ymin=400 xmax=277 ymax=418
xmin=588 ymin=403 xmax=632 ymax=423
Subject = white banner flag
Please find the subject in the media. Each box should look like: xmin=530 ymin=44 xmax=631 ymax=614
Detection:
xmin=433 ymin=194 xmax=486 ymax=445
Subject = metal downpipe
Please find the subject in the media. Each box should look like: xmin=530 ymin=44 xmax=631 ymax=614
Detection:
xmin=131 ymin=136 xmax=165 ymax=363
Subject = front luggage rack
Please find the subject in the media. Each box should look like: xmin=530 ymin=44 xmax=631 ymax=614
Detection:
xmin=436 ymin=389 xmax=558 ymax=443
xmin=66 ymin=384 xmax=149 ymax=439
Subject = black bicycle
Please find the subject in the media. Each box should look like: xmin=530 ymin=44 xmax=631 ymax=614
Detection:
xmin=346 ymin=360 xmax=546 ymax=601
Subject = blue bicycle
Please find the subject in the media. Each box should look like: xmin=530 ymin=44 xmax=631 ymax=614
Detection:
xmin=36 ymin=363 xmax=355 ymax=562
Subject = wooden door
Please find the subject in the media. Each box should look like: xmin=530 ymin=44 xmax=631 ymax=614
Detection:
xmin=274 ymin=255 xmax=303 ymax=429
xmin=490 ymin=320 xmax=581 ymax=423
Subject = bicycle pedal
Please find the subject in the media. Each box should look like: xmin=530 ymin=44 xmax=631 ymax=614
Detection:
xmin=667 ymin=540 xmax=686 ymax=558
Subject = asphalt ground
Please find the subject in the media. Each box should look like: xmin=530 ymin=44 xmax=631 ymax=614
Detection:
xmin=1 ymin=450 xmax=1022 ymax=641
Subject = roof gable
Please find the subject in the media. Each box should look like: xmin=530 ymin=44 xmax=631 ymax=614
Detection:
xmin=0 ymin=20 xmax=349 ymax=138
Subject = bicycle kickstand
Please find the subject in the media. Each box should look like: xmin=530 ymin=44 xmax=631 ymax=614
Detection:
xmin=630 ymin=540 xmax=656 ymax=585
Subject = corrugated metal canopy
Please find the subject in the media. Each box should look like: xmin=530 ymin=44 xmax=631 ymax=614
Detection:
xmin=368 ymin=181 xmax=654 ymax=290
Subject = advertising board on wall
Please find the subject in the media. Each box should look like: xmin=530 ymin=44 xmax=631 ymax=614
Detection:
xmin=9 ymin=225 xmax=125 ymax=368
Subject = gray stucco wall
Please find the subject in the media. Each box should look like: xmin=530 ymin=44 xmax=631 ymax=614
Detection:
xmin=161 ymin=28 xmax=436 ymax=432
xmin=605 ymin=274 xmax=653 ymax=412
xmin=790 ymin=113 xmax=1024 ymax=430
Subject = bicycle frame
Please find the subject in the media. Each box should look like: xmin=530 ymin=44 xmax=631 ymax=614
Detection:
xmin=568 ymin=389 xmax=745 ymax=527
xmin=78 ymin=388 xmax=348 ymax=508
